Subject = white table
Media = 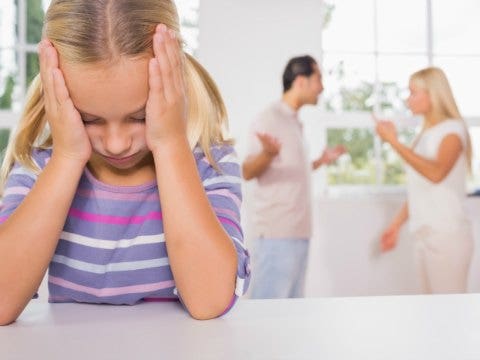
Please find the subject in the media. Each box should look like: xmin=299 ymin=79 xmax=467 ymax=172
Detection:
xmin=1 ymin=294 xmax=480 ymax=360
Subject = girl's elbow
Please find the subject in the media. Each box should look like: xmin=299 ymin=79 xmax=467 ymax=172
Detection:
xmin=188 ymin=302 xmax=227 ymax=320
xmin=187 ymin=295 xmax=233 ymax=320
xmin=0 ymin=307 xmax=20 ymax=326
xmin=0 ymin=297 xmax=26 ymax=326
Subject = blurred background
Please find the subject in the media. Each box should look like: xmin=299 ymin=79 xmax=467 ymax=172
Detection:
xmin=1 ymin=0 xmax=480 ymax=298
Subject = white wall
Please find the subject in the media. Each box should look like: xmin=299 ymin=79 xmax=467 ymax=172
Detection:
xmin=306 ymin=196 xmax=480 ymax=297
xmin=198 ymin=0 xmax=323 ymax=158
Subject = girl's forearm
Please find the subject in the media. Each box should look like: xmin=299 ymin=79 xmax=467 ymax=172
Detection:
xmin=152 ymin=137 xmax=237 ymax=320
xmin=0 ymin=155 xmax=85 ymax=325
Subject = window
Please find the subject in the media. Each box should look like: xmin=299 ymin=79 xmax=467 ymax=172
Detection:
xmin=319 ymin=0 xmax=480 ymax=191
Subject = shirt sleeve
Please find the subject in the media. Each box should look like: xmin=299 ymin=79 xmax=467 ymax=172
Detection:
xmin=434 ymin=120 xmax=468 ymax=149
xmin=0 ymin=149 xmax=51 ymax=221
xmin=195 ymin=145 xmax=251 ymax=316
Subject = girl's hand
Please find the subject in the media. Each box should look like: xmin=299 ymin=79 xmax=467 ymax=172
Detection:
xmin=146 ymin=24 xmax=187 ymax=151
xmin=380 ymin=224 xmax=400 ymax=252
xmin=373 ymin=115 xmax=398 ymax=145
xmin=39 ymin=40 xmax=91 ymax=163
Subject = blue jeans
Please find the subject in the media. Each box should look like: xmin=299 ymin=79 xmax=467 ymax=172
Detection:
xmin=249 ymin=238 xmax=309 ymax=299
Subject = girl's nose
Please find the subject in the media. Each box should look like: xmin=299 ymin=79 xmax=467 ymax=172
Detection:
xmin=104 ymin=126 xmax=132 ymax=156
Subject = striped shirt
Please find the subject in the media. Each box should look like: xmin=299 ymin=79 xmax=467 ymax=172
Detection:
xmin=0 ymin=145 xmax=250 ymax=313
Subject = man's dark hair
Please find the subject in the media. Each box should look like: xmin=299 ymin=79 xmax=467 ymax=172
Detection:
xmin=282 ymin=55 xmax=317 ymax=93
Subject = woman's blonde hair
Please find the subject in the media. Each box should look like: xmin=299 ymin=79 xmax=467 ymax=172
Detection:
xmin=1 ymin=0 xmax=230 ymax=191
xmin=410 ymin=66 xmax=472 ymax=169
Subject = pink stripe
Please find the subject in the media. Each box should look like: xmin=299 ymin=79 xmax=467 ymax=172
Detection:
xmin=218 ymin=216 xmax=241 ymax=233
xmin=69 ymin=208 xmax=162 ymax=224
xmin=207 ymin=189 xmax=241 ymax=208
xmin=3 ymin=186 xmax=30 ymax=197
xmin=49 ymin=275 xmax=175 ymax=297
xmin=143 ymin=297 xmax=179 ymax=302
xmin=0 ymin=216 xmax=8 ymax=223
xmin=214 ymin=207 xmax=239 ymax=222
xmin=76 ymin=188 xmax=159 ymax=202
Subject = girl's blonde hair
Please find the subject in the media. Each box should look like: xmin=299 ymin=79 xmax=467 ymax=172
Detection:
xmin=410 ymin=66 xmax=472 ymax=169
xmin=1 ymin=0 xmax=230 ymax=191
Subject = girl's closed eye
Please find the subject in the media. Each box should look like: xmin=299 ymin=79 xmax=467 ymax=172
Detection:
xmin=130 ymin=116 xmax=146 ymax=123
xmin=80 ymin=113 xmax=101 ymax=125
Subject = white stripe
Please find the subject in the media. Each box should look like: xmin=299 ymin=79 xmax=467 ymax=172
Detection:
xmin=10 ymin=167 xmax=37 ymax=180
xmin=218 ymin=153 xmax=237 ymax=164
xmin=231 ymin=236 xmax=247 ymax=250
xmin=60 ymin=231 xmax=165 ymax=250
xmin=235 ymin=277 xmax=245 ymax=296
xmin=203 ymin=175 xmax=241 ymax=187
xmin=52 ymin=254 xmax=169 ymax=274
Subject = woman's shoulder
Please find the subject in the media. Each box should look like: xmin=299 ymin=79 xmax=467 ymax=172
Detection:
xmin=438 ymin=119 xmax=465 ymax=129
xmin=429 ymin=119 xmax=467 ymax=139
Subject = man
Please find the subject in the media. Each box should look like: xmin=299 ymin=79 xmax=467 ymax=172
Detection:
xmin=243 ymin=55 xmax=345 ymax=299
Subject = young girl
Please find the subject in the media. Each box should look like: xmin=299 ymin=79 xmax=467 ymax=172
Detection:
xmin=0 ymin=0 xmax=250 ymax=325
xmin=375 ymin=67 xmax=473 ymax=294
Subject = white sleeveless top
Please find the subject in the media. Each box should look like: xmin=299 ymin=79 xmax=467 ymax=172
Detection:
xmin=406 ymin=119 xmax=470 ymax=233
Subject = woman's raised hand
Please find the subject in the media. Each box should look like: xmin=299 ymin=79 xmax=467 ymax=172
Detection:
xmin=373 ymin=114 xmax=398 ymax=145
xmin=146 ymin=24 xmax=187 ymax=151
xmin=39 ymin=40 xmax=91 ymax=164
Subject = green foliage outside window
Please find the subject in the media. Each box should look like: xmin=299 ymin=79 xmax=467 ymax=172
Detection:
xmin=324 ymin=60 xmax=414 ymax=185
xmin=0 ymin=0 xmax=44 ymax=109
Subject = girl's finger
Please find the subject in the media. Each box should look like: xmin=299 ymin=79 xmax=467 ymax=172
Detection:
xmin=153 ymin=27 xmax=175 ymax=102
xmin=164 ymin=29 xmax=185 ymax=95
xmin=43 ymin=44 xmax=59 ymax=115
xmin=148 ymin=57 xmax=165 ymax=104
xmin=52 ymin=68 xmax=70 ymax=105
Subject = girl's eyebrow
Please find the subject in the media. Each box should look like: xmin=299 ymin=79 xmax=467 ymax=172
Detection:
xmin=77 ymin=104 xmax=147 ymax=118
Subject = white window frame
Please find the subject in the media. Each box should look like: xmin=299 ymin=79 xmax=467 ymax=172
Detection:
xmin=319 ymin=0 xmax=480 ymax=192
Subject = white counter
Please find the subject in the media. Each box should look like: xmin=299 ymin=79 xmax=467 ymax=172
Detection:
xmin=2 ymin=295 xmax=480 ymax=359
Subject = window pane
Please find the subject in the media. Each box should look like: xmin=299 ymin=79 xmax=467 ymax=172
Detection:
xmin=322 ymin=0 xmax=375 ymax=53
xmin=177 ymin=0 xmax=200 ymax=55
xmin=26 ymin=52 xmax=39 ymax=87
xmin=434 ymin=57 xmax=480 ymax=116
xmin=377 ymin=0 xmax=427 ymax=53
xmin=326 ymin=128 xmax=375 ymax=185
xmin=322 ymin=54 xmax=376 ymax=113
xmin=26 ymin=0 xmax=45 ymax=44
xmin=0 ymin=1 xmax=16 ymax=48
xmin=0 ymin=49 xmax=17 ymax=110
xmin=0 ymin=128 xmax=11 ymax=164
xmin=433 ymin=0 xmax=480 ymax=54
xmin=377 ymin=55 xmax=429 ymax=115
xmin=381 ymin=128 xmax=416 ymax=185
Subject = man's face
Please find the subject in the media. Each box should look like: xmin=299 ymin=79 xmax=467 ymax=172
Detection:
xmin=300 ymin=64 xmax=324 ymax=105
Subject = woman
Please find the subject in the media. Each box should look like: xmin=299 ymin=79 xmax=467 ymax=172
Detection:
xmin=375 ymin=67 xmax=473 ymax=294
